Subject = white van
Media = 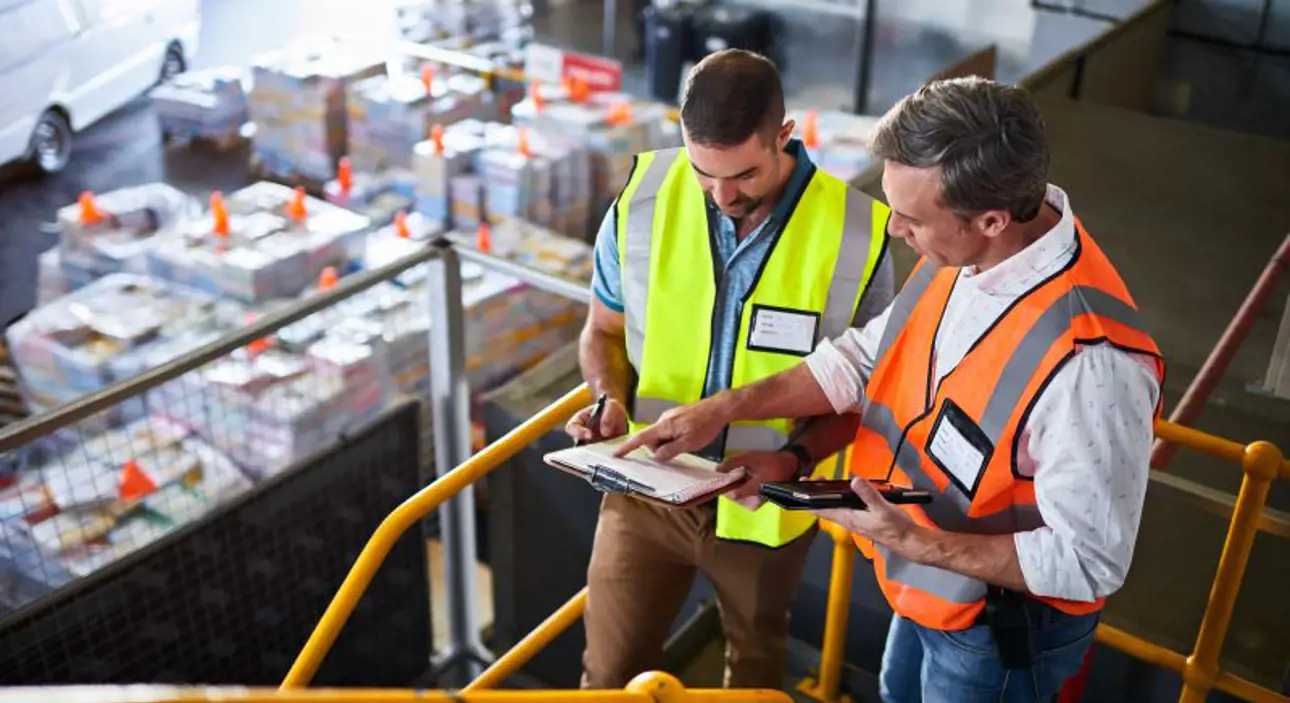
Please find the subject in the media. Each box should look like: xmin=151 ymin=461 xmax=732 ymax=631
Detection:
xmin=0 ymin=0 xmax=201 ymax=175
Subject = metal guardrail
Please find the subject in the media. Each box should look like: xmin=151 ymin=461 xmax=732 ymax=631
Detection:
xmin=0 ymin=245 xmax=439 ymax=454
xmin=1105 ymin=424 xmax=1288 ymax=703
xmin=0 ymin=672 xmax=794 ymax=703
xmin=280 ymin=381 xmax=591 ymax=687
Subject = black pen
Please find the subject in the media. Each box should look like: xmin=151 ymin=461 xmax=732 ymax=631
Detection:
xmin=575 ymin=393 xmax=609 ymax=447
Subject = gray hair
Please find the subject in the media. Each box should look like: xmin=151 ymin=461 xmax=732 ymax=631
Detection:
xmin=869 ymin=77 xmax=1050 ymax=223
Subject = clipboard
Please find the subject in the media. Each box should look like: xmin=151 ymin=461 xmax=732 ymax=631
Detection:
xmin=543 ymin=437 xmax=746 ymax=509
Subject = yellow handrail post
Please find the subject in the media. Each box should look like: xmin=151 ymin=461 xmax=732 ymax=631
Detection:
xmin=798 ymin=522 xmax=855 ymax=703
xmin=281 ymin=383 xmax=592 ymax=688
xmin=1177 ymin=441 xmax=1284 ymax=703
xmin=464 ymin=587 xmax=590 ymax=692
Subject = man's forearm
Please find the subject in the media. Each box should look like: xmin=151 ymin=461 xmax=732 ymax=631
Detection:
xmin=579 ymin=326 xmax=632 ymax=402
xmin=889 ymin=527 xmax=1028 ymax=593
xmin=718 ymin=363 xmax=837 ymax=424
xmin=792 ymin=412 xmax=861 ymax=468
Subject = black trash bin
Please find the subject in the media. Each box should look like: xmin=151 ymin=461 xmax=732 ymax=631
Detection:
xmin=643 ymin=3 xmax=699 ymax=103
xmin=690 ymin=3 xmax=774 ymax=60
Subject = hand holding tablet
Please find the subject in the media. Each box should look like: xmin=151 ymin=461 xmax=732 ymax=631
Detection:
xmin=759 ymin=479 xmax=932 ymax=510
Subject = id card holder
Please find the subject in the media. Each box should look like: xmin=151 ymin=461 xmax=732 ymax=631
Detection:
xmin=925 ymin=398 xmax=994 ymax=498
xmin=746 ymin=304 xmax=820 ymax=357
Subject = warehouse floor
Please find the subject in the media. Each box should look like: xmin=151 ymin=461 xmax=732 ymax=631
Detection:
xmin=1 ymin=0 xmax=1288 ymax=692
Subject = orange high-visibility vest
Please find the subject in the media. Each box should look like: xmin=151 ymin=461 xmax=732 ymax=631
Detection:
xmin=847 ymin=220 xmax=1164 ymax=632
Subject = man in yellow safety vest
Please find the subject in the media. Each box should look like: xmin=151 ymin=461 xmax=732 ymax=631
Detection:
xmin=564 ymin=49 xmax=893 ymax=689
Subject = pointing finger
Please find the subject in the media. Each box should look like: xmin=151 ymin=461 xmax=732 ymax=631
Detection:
xmin=612 ymin=428 xmax=655 ymax=457
xmin=650 ymin=439 xmax=688 ymax=463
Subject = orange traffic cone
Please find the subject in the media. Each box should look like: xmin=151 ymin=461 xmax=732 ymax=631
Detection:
xmin=78 ymin=191 xmax=106 ymax=225
xmin=570 ymin=75 xmax=590 ymax=103
xmin=421 ymin=63 xmax=434 ymax=94
xmin=242 ymin=312 xmax=272 ymax=355
xmin=802 ymin=110 xmax=820 ymax=150
xmin=607 ymin=100 xmax=632 ymax=126
xmin=394 ymin=210 xmax=411 ymax=239
xmin=337 ymin=156 xmax=353 ymax=196
xmin=246 ymin=336 xmax=272 ymax=356
xmin=318 ymin=265 xmax=339 ymax=291
xmin=476 ymin=220 xmax=492 ymax=253
xmin=430 ymin=123 xmax=445 ymax=155
xmin=287 ymin=186 xmax=308 ymax=222
xmin=516 ymin=127 xmax=532 ymax=158
xmin=119 ymin=460 xmax=157 ymax=502
xmin=210 ymin=191 xmax=230 ymax=237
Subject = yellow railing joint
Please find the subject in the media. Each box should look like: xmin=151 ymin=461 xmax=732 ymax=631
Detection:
xmin=1242 ymin=440 xmax=1285 ymax=481
xmin=464 ymin=588 xmax=589 ymax=692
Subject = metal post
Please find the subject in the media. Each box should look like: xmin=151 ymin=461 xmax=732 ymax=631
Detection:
xmin=604 ymin=0 xmax=618 ymax=60
xmin=426 ymin=241 xmax=489 ymax=681
xmin=852 ymin=0 xmax=878 ymax=114
xmin=1178 ymin=441 xmax=1283 ymax=703
xmin=797 ymin=523 xmax=855 ymax=703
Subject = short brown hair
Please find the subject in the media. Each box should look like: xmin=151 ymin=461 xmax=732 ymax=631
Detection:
xmin=869 ymin=77 xmax=1050 ymax=222
xmin=680 ymin=49 xmax=785 ymax=147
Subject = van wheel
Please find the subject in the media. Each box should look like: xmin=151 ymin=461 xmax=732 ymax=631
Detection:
xmin=160 ymin=43 xmax=186 ymax=83
xmin=29 ymin=110 xmax=72 ymax=175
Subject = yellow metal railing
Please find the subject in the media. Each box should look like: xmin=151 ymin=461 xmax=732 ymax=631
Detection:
xmin=795 ymin=522 xmax=855 ymax=703
xmin=1094 ymin=422 xmax=1288 ymax=703
xmin=465 ymin=587 xmax=589 ymax=692
xmin=282 ymin=383 xmax=593 ymax=687
xmin=0 ymin=672 xmax=791 ymax=702
xmin=267 ymin=382 xmax=1286 ymax=702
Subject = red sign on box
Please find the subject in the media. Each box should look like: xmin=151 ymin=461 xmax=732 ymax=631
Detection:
xmin=562 ymin=52 xmax=622 ymax=92
xmin=524 ymin=43 xmax=623 ymax=93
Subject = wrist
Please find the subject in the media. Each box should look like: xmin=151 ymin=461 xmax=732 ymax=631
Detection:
xmin=780 ymin=444 xmax=814 ymax=480
xmin=590 ymin=381 xmax=627 ymax=406
xmin=885 ymin=522 xmax=925 ymax=559
xmin=713 ymin=388 xmax=745 ymax=425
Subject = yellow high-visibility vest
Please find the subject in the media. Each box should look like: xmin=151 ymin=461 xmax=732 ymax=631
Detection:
xmin=615 ymin=146 xmax=890 ymax=548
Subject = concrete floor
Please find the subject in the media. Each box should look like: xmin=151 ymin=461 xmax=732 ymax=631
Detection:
xmin=2 ymin=0 xmax=1289 ymax=693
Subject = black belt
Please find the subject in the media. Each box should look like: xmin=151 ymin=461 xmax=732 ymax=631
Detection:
xmin=973 ymin=590 xmax=1057 ymax=628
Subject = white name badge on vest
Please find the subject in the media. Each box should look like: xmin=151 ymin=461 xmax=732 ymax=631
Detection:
xmin=747 ymin=305 xmax=820 ymax=356
xmin=925 ymin=398 xmax=994 ymax=498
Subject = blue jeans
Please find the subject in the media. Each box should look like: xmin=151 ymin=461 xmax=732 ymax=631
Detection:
xmin=880 ymin=609 xmax=1099 ymax=703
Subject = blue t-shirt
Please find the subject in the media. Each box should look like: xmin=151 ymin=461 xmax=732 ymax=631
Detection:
xmin=592 ymin=139 xmax=817 ymax=399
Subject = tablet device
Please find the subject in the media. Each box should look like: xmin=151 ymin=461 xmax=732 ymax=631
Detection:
xmin=759 ymin=480 xmax=933 ymax=510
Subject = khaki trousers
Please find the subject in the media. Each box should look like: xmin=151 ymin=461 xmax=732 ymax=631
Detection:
xmin=581 ymin=492 xmax=817 ymax=689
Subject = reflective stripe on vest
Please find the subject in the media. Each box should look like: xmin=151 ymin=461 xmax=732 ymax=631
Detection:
xmin=618 ymin=151 xmax=673 ymax=370
xmin=617 ymin=146 xmax=889 ymax=548
xmin=849 ymin=223 xmax=1164 ymax=630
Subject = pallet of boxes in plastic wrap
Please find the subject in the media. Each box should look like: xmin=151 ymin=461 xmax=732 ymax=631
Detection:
xmin=151 ymin=66 xmax=251 ymax=149
xmin=247 ymin=37 xmax=386 ymax=186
